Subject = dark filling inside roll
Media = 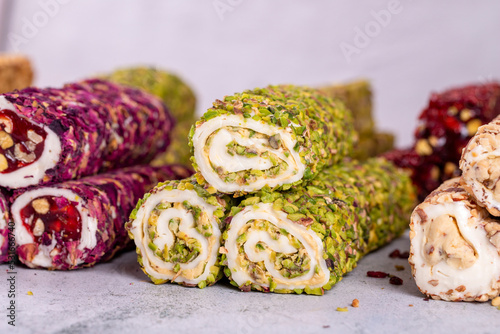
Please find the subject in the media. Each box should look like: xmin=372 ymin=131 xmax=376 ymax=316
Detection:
xmin=0 ymin=109 xmax=47 ymax=173
xmin=20 ymin=196 xmax=81 ymax=246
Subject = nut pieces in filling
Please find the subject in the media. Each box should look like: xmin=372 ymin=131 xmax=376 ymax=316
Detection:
xmin=409 ymin=178 xmax=500 ymax=301
xmin=126 ymin=177 xmax=232 ymax=288
xmin=222 ymin=158 xmax=415 ymax=295
xmin=190 ymin=84 xmax=356 ymax=195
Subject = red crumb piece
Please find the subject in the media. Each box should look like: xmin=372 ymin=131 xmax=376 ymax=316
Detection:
xmin=389 ymin=276 xmax=403 ymax=285
xmin=389 ymin=249 xmax=410 ymax=259
xmin=367 ymin=271 xmax=389 ymax=278
xmin=352 ymin=299 xmax=360 ymax=307
xmin=389 ymin=249 xmax=400 ymax=258
xmin=399 ymin=251 xmax=410 ymax=259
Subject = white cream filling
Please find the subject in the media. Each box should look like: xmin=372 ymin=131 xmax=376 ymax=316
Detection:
xmin=462 ymin=144 xmax=500 ymax=212
xmin=0 ymin=96 xmax=62 ymax=189
xmin=412 ymin=202 xmax=500 ymax=299
xmin=128 ymin=189 xmax=220 ymax=285
xmin=193 ymin=115 xmax=305 ymax=193
xmin=226 ymin=203 xmax=329 ymax=290
xmin=11 ymin=188 xmax=98 ymax=268
xmin=0 ymin=206 xmax=6 ymax=230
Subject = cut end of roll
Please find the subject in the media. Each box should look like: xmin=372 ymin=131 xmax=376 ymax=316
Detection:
xmin=0 ymin=97 xmax=61 ymax=189
xmin=409 ymin=180 xmax=500 ymax=301
xmin=128 ymin=186 xmax=223 ymax=287
xmin=192 ymin=114 xmax=306 ymax=194
xmin=223 ymin=203 xmax=330 ymax=294
xmin=12 ymin=188 xmax=97 ymax=269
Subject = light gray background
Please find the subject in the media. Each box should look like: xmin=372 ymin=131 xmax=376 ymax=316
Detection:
xmin=1 ymin=0 xmax=500 ymax=147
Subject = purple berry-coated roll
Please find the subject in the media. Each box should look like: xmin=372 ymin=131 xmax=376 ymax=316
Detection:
xmin=11 ymin=164 xmax=192 ymax=270
xmin=0 ymin=192 xmax=10 ymax=263
xmin=0 ymin=79 xmax=175 ymax=189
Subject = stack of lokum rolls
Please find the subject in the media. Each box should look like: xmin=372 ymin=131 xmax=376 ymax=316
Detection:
xmin=384 ymin=82 xmax=500 ymax=200
xmin=0 ymin=78 xmax=192 ymax=268
xmin=127 ymin=84 xmax=416 ymax=294
xmin=410 ymin=114 xmax=500 ymax=302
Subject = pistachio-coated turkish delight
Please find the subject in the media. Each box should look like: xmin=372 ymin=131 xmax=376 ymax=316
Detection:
xmin=222 ymin=158 xmax=416 ymax=294
xmin=127 ymin=176 xmax=232 ymax=288
xmin=320 ymin=80 xmax=394 ymax=160
xmin=190 ymin=85 xmax=355 ymax=196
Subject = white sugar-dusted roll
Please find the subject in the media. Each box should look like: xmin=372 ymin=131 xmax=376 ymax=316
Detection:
xmin=409 ymin=178 xmax=500 ymax=301
xmin=126 ymin=177 xmax=229 ymax=288
xmin=189 ymin=85 xmax=355 ymax=195
xmin=224 ymin=203 xmax=330 ymax=293
xmin=460 ymin=115 xmax=500 ymax=216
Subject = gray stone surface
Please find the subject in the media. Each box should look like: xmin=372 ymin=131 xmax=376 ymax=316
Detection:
xmin=1 ymin=233 xmax=499 ymax=334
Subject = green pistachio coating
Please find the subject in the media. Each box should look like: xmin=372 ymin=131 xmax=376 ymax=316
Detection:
xmin=320 ymin=80 xmax=395 ymax=160
xmin=190 ymin=85 xmax=356 ymax=195
xmin=222 ymin=157 xmax=416 ymax=294
xmin=127 ymin=176 xmax=235 ymax=288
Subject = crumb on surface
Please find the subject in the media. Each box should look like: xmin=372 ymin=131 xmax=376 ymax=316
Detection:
xmin=336 ymin=307 xmax=348 ymax=312
xmin=27 ymin=291 xmax=33 ymax=296
xmin=352 ymin=299 xmax=359 ymax=308
xmin=395 ymin=265 xmax=405 ymax=271
xmin=492 ymin=296 xmax=500 ymax=307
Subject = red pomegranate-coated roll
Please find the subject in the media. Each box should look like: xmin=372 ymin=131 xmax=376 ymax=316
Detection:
xmin=11 ymin=165 xmax=192 ymax=270
xmin=0 ymin=79 xmax=174 ymax=189
xmin=0 ymin=191 xmax=10 ymax=263
xmin=385 ymin=82 xmax=500 ymax=200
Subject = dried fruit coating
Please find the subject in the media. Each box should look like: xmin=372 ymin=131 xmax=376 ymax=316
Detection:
xmin=105 ymin=67 xmax=197 ymax=165
xmin=12 ymin=165 xmax=192 ymax=270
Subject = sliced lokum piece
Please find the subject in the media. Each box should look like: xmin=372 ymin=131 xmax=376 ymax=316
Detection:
xmin=11 ymin=165 xmax=192 ymax=270
xmin=222 ymin=158 xmax=415 ymax=294
xmin=0 ymin=79 xmax=174 ymax=188
xmin=190 ymin=85 xmax=355 ymax=195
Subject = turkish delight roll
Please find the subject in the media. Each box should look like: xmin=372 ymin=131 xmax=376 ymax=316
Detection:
xmin=409 ymin=178 xmax=500 ymax=301
xmin=11 ymin=165 xmax=192 ymax=270
xmin=222 ymin=158 xmax=415 ymax=295
xmin=190 ymin=85 xmax=355 ymax=195
xmin=385 ymin=82 xmax=500 ymax=200
xmin=127 ymin=177 xmax=231 ymax=288
xmin=319 ymin=80 xmax=395 ymax=160
xmin=0 ymin=79 xmax=174 ymax=189
xmin=0 ymin=54 xmax=34 ymax=94
xmin=105 ymin=67 xmax=196 ymax=165
xmin=0 ymin=192 xmax=11 ymax=263
xmin=460 ymin=115 xmax=500 ymax=216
